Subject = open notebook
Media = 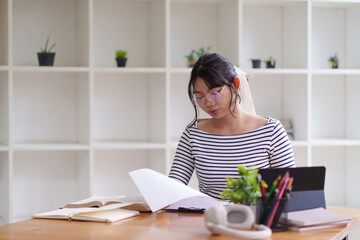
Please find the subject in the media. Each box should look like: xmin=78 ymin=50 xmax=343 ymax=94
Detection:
xmin=33 ymin=203 xmax=140 ymax=223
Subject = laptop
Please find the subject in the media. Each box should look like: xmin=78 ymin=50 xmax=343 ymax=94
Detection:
xmin=258 ymin=166 xmax=326 ymax=212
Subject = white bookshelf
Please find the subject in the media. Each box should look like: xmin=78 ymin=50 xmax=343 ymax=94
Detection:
xmin=0 ymin=0 xmax=359 ymax=224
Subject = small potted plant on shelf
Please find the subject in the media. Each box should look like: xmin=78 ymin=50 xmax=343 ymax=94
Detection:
xmin=185 ymin=49 xmax=196 ymax=67
xmin=264 ymin=56 xmax=276 ymax=68
xmin=115 ymin=49 xmax=128 ymax=67
xmin=250 ymin=58 xmax=261 ymax=68
xmin=37 ymin=37 xmax=56 ymax=66
xmin=184 ymin=46 xmax=212 ymax=67
xmin=328 ymin=53 xmax=338 ymax=69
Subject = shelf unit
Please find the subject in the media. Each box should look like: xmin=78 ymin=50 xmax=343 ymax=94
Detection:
xmin=0 ymin=0 xmax=359 ymax=224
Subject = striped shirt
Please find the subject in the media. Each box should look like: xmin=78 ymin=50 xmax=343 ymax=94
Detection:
xmin=169 ymin=118 xmax=296 ymax=199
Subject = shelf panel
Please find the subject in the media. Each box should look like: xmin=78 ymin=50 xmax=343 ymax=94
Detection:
xmin=13 ymin=66 xmax=89 ymax=73
xmin=0 ymin=144 xmax=8 ymax=151
xmin=0 ymin=66 xmax=8 ymax=71
xmin=170 ymin=141 xmax=179 ymax=148
xmin=93 ymin=0 xmax=165 ymax=68
xmin=93 ymin=73 xmax=166 ymax=143
xmin=169 ymin=68 xmax=192 ymax=74
xmin=243 ymin=0 xmax=308 ymax=6
xmin=312 ymin=1 xmax=360 ymax=8
xmin=170 ymin=1 xmax=239 ymax=67
xmin=13 ymin=0 xmax=89 ymax=67
xmin=94 ymin=67 xmax=166 ymax=73
xmin=291 ymin=140 xmax=308 ymax=147
xmin=171 ymin=0 xmax=230 ymax=3
xmin=311 ymin=69 xmax=360 ymax=75
xmin=244 ymin=68 xmax=308 ymax=75
xmin=13 ymin=143 xmax=90 ymax=151
xmin=13 ymin=71 xmax=90 ymax=143
xmin=94 ymin=142 xmax=167 ymax=150
xmin=311 ymin=138 xmax=360 ymax=146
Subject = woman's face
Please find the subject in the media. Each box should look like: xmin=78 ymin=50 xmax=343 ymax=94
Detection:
xmin=193 ymin=77 xmax=235 ymax=119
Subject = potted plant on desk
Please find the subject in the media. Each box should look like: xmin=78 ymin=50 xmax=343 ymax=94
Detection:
xmin=220 ymin=165 xmax=262 ymax=208
xmin=115 ymin=49 xmax=128 ymax=67
xmin=37 ymin=37 xmax=56 ymax=66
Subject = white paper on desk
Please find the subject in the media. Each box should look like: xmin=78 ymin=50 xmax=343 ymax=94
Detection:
xmin=129 ymin=168 xmax=210 ymax=212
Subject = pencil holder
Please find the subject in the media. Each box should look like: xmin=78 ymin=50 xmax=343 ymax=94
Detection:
xmin=256 ymin=197 xmax=289 ymax=232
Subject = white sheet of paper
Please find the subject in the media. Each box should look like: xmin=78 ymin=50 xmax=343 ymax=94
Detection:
xmin=129 ymin=168 xmax=206 ymax=212
xmin=165 ymin=195 xmax=220 ymax=210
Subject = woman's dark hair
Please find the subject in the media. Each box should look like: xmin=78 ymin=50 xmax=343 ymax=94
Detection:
xmin=187 ymin=53 xmax=240 ymax=128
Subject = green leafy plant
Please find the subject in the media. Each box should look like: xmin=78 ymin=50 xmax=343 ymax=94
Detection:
xmin=116 ymin=49 xmax=127 ymax=58
xmin=220 ymin=165 xmax=262 ymax=206
xmin=196 ymin=46 xmax=212 ymax=59
xmin=39 ymin=37 xmax=56 ymax=53
xmin=328 ymin=53 xmax=338 ymax=63
xmin=184 ymin=46 xmax=212 ymax=61
xmin=185 ymin=49 xmax=196 ymax=61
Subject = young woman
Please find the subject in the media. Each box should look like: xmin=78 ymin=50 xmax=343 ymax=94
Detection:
xmin=169 ymin=53 xmax=296 ymax=199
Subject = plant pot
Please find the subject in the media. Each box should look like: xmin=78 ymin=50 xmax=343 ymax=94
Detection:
xmin=265 ymin=61 xmax=276 ymax=68
xmin=116 ymin=57 xmax=128 ymax=67
xmin=251 ymin=59 xmax=261 ymax=68
xmin=330 ymin=61 xmax=338 ymax=69
xmin=187 ymin=60 xmax=196 ymax=68
xmin=37 ymin=52 xmax=55 ymax=66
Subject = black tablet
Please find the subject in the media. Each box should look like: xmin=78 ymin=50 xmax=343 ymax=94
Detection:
xmin=258 ymin=166 xmax=326 ymax=212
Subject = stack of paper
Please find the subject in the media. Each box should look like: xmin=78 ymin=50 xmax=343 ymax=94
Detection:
xmin=285 ymin=208 xmax=352 ymax=232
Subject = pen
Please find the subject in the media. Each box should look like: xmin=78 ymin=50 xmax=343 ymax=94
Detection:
xmin=265 ymin=178 xmax=289 ymax=227
xmin=284 ymin=177 xmax=294 ymax=197
xmin=261 ymin=180 xmax=267 ymax=202
xmin=178 ymin=207 xmax=205 ymax=213
xmin=267 ymin=175 xmax=281 ymax=200
xmin=260 ymin=175 xmax=281 ymax=223
xmin=277 ymin=171 xmax=289 ymax=191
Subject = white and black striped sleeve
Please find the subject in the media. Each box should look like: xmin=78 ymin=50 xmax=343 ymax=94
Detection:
xmin=269 ymin=121 xmax=296 ymax=168
xmin=169 ymin=129 xmax=195 ymax=185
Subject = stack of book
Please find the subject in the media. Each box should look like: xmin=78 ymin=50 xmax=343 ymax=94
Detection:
xmin=285 ymin=207 xmax=352 ymax=232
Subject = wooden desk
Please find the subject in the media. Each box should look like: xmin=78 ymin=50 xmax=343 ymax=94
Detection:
xmin=0 ymin=208 xmax=359 ymax=240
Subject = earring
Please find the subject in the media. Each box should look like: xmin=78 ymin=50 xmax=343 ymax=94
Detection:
xmin=234 ymin=77 xmax=240 ymax=90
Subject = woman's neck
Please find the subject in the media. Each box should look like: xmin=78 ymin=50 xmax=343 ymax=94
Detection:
xmin=210 ymin=104 xmax=246 ymax=131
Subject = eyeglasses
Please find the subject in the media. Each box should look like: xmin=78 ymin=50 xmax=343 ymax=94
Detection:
xmin=194 ymin=86 xmax=225 ymax=107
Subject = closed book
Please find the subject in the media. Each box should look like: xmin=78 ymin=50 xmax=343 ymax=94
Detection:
xmin=288 ymin=219 xmax=351 ymax=232
xmin=286 ymin=208 xmax=352 ymax=227
xmin=71 ymin=209 xmax=139 ymax=223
